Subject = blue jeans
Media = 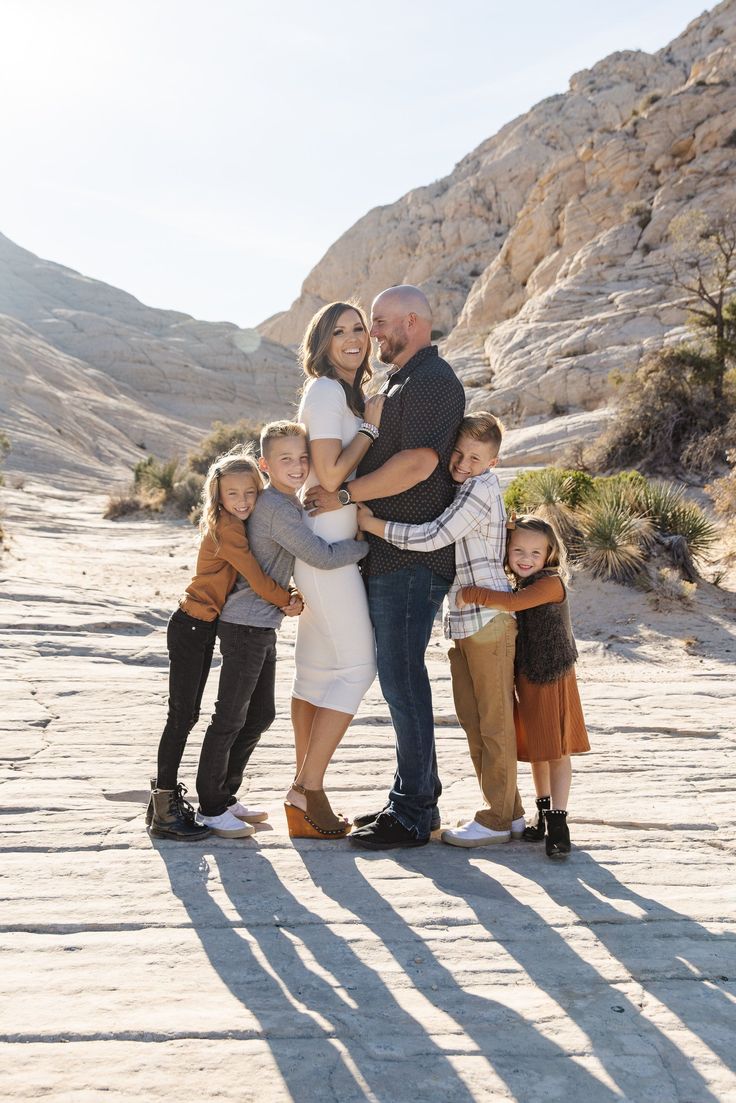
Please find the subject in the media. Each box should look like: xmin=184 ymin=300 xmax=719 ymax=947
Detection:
xmin=196 ymin=621 xmax=277 ymax=816
xmin=367 ymin=565 xmax=451 ymax=837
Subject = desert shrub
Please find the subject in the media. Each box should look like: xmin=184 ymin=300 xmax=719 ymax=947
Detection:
xmin=588 ymin=347 xmax=734 ymax=475
xmin=188 ymin=419 xmax=262 ymax=474
xmin=104 ymin=487 xmax=166 ymax=519
xmin=638 ymin=481 xmax=718 ymax=560
xmin=504 ymin=468 xmax=594 ymax=512
xmin=623 ymin=199 xmax=652 ymax=230
xmin=706 ymin=451 xmax=736 ymax=518
xmin=575 ymin=498 xmax=652 ymax=582
xmin=0 ymin=430 xmax=9 ymax=487
xmin=172 ymin=471 xmax=206 ymax=520
xmin=647 ymin=567 xmax=697 ymax=608
xmin=133 ymin=455 xmax=183 ymax=494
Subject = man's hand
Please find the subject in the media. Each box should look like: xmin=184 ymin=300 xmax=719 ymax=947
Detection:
xmin=304 ymin=484 xmax=342 ymax=516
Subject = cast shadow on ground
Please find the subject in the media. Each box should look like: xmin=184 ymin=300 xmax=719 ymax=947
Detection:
xmin=159 ymin=838 xmax=633 ymax=1103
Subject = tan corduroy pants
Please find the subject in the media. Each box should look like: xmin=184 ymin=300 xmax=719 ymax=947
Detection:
xmin=448 ymin=612 xmax=524 ymax=830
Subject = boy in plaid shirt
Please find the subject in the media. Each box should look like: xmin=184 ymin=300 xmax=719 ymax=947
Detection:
xmin=357 ymin=411 xmax=525 ymax=847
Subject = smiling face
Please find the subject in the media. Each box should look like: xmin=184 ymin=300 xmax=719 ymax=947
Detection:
xmin=260 ymin=434 xmax=310 ymax=496
xmin=327 ymin=308 xmax=370 ymax=383
xmin=218 ymin=471 xmax=260 ymax=521
xmin=449 ymin=433 xmax=498 ymax=484
xmin=370 ymin=297 xmax=410 ymax=367
xmin=507 ymin=530 xmax=552 ymax=578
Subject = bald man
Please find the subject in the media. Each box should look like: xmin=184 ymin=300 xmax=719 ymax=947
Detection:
xmin=308 ymin=285 xmax=466 ymax=848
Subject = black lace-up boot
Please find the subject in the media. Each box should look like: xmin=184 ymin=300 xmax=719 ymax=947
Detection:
xmin=545 ymin=808 xmax=571 ymax=858
xmin=523 ymin=795 xmax=551 ymax=841
xmin=150 ymin=783 xmax=210 ymax=841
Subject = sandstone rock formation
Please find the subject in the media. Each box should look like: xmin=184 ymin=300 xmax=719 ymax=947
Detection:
xmin=0 ymin=233 xmax=299 ymax=484
xmin=260 ymin=0 xmax=736 ymax=441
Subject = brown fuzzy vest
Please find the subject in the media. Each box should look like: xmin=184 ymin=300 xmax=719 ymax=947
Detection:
xmin=514 ymin=572 xmax=578 ymax=685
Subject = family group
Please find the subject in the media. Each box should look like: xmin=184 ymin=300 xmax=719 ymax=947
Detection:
xmin=146 ymin=285 xmax=589 ymax=859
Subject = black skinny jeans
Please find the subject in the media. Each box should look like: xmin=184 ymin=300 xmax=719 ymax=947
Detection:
xmin=195 ymin=621 xmax=277 ymax=817
xmin=156 ymin=607 xmax=218 ymax=790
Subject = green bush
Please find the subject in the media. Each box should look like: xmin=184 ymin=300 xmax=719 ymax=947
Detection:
xmin=575 ymin=499 xmax=651 ymax=582
xmin=188 ymin=419 xmax=262 ymax=475
xmin=639 ymin=481 xmax=718 ymax=560
xmin=172 ymin=471 xmax=206 ymax=520
xmin=504 ymin=467 xmax=594 ymax=513
xmin=133 ymin=455 xmax=183 ymax=494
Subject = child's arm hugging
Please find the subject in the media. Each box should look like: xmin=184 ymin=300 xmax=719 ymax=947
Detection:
xmin=457 ymin=575 xmax=565 ymax=610
xmin=219 ymin=517 xmax=292 ymax=607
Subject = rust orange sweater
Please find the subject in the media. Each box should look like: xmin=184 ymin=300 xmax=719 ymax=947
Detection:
xmin=180 ymin=509 xmax=290 ymax=621
xmin=461 ymin=574 xmax=564 ymax=612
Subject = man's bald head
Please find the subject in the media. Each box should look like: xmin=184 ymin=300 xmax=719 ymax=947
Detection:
xmin=370 ymin=285 xmax=434 ymax=368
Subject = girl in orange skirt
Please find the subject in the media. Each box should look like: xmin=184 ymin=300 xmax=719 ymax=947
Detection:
xmin=457 ymin=515 xmax=589 ymax=858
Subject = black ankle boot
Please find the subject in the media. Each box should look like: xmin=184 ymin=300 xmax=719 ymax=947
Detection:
xmin=150 ymin=784 xmax=210 ymax=841
xmin=523 ymin=796 xmax=550 ymax=841
xmin=545 ymin=809 xmax=571 ymax=858
xmin=144 ymin=777 xmax=157 ymax=827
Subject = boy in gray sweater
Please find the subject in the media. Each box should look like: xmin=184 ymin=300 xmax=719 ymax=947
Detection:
xmin=195 ymin=421 xmax=367 ymax=837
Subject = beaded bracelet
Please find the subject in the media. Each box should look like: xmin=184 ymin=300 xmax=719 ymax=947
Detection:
xmin=359 ymin=421 xmax=379 ymax=441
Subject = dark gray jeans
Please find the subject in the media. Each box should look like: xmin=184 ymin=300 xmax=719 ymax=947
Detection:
xmin=195 ymin=621 xmax=277 ymax=817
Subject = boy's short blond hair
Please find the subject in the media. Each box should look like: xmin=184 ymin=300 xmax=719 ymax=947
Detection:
xmin=259 ymin=420 xmax=308 ymax=458
xmin=457 ymin=411 xmax=504 ymax=457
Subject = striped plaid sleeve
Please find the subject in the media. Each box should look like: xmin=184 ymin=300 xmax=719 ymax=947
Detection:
xmin=383 ymin=479 xmax=492 ymax=552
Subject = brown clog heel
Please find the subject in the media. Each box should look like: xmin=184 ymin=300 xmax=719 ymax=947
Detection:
xmin=285 ymin=783 xmax=351 ymax=839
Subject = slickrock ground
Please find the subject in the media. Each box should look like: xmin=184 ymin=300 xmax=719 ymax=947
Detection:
xmin=2 ymin=485 xmax=735 ymax=1102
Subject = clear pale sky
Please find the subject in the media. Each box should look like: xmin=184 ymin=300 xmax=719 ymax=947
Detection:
xmin=0 ymin=0 xmax=714 ymax=329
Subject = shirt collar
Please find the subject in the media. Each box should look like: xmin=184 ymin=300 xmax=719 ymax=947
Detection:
xmin=389 ymin=344 xmax=437 ymax=379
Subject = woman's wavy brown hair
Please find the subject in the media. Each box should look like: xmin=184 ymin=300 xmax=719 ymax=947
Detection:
xmin=299 ymin=300 xmax=373 ymax=417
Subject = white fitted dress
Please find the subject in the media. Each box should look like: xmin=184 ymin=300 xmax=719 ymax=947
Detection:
xmin=292 ymin=377 xmax=377 ymax=714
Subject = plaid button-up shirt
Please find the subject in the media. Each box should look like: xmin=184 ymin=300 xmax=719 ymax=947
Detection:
xmin=383 ymin=469 xmax=511 ymax=639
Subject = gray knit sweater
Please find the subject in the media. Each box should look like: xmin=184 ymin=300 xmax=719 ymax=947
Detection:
xmin=220 ymin=485 xmax=367 ymax=628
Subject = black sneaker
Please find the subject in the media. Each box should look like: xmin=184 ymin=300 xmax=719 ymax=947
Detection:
xmin=353 ymin=806 xmax=441 ymax=832
xmin=349 ymin=811 xmax=429 ymax=850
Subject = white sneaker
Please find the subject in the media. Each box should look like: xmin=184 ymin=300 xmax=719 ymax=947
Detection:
xmin=196 ymin=809 xmax=255 ymax=838
xmin=510 ymin=816 xmax=526 ymax=840
xmin=228 ymin=799 xmax=269 ymax=824
xmin=441 ymin=820 xmax=511 ymax=848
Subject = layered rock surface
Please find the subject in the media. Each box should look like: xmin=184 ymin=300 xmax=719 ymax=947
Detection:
xmin=0 ymin=233 xmax=299 ymax=485
xmin=1 ymin=484 xmax=735 ymax=1101
xmin=261 ymin=1 xmax=736 ymax=431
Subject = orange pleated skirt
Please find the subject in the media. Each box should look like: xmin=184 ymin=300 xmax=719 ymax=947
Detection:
xmin=514 ymin=669 xmax=590 ymax=763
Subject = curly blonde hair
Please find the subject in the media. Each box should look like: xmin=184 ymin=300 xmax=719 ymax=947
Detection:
xmin=200 ymin=444 xmax=264 ymax=546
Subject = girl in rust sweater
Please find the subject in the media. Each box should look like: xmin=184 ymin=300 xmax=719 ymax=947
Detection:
xmin=148 ymin=446 xmax=300 ymax=841
xmin=458 ymin=515 xmax=589 ymax=858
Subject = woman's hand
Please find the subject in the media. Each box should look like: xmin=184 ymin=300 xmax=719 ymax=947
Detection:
xmin=364 ymin=393 xmax=386 ymax=427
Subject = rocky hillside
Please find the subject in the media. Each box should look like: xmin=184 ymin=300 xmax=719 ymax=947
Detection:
xmin=0 ymin=233 xmax=299 ymax=484
xmin=261 ymin=0 xmax=736 ymax=455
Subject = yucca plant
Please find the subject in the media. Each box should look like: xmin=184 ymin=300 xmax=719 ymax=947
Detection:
xmin=576 ymin=499 xmax=653 ymax=582
xmin=505 ymin=467 xmax=592 ymax=541
xmin=639 ymin=481 xmax=718 ymax=561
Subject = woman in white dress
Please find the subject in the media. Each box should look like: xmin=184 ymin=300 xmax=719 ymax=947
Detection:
xmin=285 ymin=301 xmax=384 ymax=838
